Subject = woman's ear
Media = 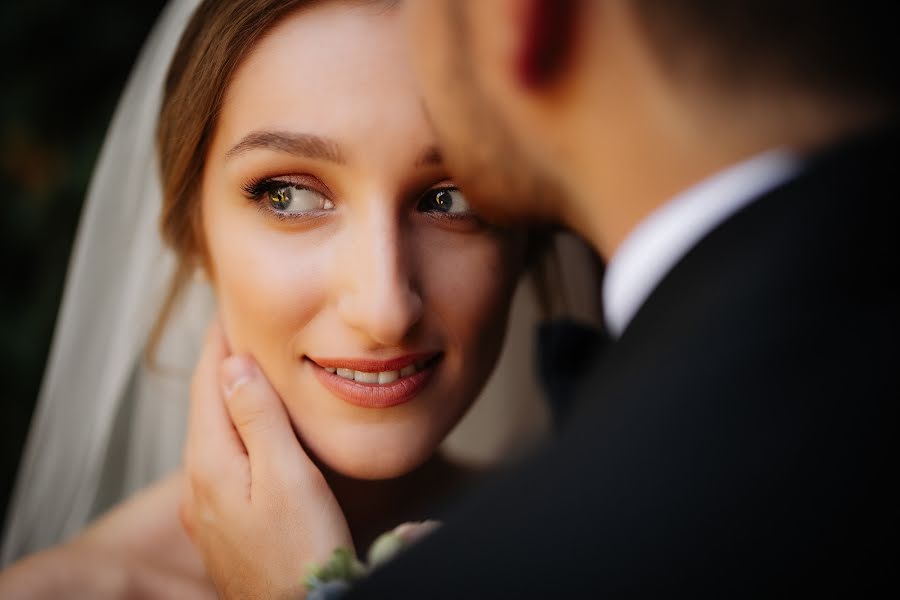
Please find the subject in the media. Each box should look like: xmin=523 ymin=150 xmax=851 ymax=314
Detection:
xmin=515 ymin=0 xmax=580 ymax=89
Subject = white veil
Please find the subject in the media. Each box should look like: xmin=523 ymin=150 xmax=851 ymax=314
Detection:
xmin=1 ymin=0 xmax=205 ymax=564
xmin=1 ymin=0 xmax=601 ymax=565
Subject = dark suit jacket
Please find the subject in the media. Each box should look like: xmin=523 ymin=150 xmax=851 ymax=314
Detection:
xmin=348 ymin=125 xmax=899 ymax=598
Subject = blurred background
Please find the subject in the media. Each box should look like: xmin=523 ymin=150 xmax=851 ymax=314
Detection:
xmin=0 ymin=0 xmax=167 ymax=527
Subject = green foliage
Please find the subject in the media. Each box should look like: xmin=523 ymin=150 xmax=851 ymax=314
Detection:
xmin=305 ymin=547 xmax=368 ymax=590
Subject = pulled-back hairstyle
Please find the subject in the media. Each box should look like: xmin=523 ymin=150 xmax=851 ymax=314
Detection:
xmin=151 ymin=0 xmax=565 ymax=354
xmin=154 ymin=0 xmax=314 ymax=347
xmin=153 ymin=0 xmax=402 ymax=351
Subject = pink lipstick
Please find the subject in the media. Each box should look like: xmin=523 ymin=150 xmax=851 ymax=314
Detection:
xmin=306 ymin=352 xmax=441 ymax=408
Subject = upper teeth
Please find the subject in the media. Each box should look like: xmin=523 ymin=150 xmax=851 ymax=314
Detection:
xmin=326 ymin=361 xmax=426 ymax=383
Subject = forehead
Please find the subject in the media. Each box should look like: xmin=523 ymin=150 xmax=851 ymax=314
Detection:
xmin=215 ymin=3 xmax=427 ymax=161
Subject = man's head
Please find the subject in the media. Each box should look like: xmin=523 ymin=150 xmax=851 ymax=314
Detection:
xmin=406 ymin=0 xmax=899 ymax=256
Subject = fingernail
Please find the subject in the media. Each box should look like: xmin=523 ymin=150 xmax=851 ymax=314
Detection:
xmin=221 ymin=355 xmax=256 ymax=397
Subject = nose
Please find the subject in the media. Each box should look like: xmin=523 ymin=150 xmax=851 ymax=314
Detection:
xmin=336 ymin=214 xmax=424 ymax=347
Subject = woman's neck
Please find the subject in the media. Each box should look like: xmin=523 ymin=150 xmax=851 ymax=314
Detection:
xmin=318 ymin=453 xmax=477 ymax=553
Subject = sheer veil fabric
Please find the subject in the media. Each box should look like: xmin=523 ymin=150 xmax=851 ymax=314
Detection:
xmin=1 ymin=0 xmax=204 ymax=564
xmin=2 ymin=0 xmax=601 ymax=565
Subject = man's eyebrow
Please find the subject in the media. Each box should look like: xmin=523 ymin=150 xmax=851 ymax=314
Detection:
xmin=225 ymin=130 xmax=346 ymax=164
xmin=415 ymin=145 xmax=443 ymax=167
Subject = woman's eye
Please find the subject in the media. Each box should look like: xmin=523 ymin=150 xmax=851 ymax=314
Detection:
xmin=418 ymin=187 xmax=472 ymax=215
xmin=267 ymin=184 xmax=334 ymax=213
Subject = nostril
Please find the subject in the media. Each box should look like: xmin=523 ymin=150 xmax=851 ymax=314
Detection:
xmin=336 ymin=291 xmax=423 ymax=346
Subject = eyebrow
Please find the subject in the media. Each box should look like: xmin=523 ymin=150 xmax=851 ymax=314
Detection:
xmin=415 ymin=145 xmax=443 ymax=167
xmin=225 ymin=130 xmax=346 ymax=164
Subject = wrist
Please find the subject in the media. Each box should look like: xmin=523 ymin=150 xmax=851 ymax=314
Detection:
xmin=0 ymin=545 xmax=127 ymax=599
xmin=304 ymin=520 xmax=441 ymax=599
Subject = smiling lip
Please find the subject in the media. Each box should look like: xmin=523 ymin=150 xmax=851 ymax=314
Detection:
xmin=306 ymin=353 xmax=441 ymax=408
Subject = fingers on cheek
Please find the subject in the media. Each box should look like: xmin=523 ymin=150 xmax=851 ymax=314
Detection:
xmin=182 ymin=474 xmax=232 ymax=548
xmin=178 ymin=499 xmax=195 ymax=539
xmin=257 ymin=462 xmax=330 ymax=512
xmin=258 ymin=449 xmax=320 ymax=491
xmin=186 ymin=453 xmax=249 ymax=511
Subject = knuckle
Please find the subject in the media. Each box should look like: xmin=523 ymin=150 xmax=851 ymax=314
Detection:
xmin=187 ymin=457 xmax=218 ymax=495
xmin=178 ymin=502 xmax=195 ymax=537
xmin=189 ymin=453 xmax=248 ymax=505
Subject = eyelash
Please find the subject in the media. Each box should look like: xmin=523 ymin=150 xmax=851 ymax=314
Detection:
xmin=240 ymin=176 xmax=479 ymax=225
xmin=417 ymin=185 xmax=468 ymax=221
xmin=241 ymin=176 xmax=303 ymax=200
xmin=240 ymin=176 xmax=327 ymax=222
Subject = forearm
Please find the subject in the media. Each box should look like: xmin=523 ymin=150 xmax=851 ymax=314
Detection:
xmin=0 ymin=543 xmax=128 ymax=599
xmin=0 ymin=473 xmax=215 ymax=599
xmin=78 ymin=472 xmax=209 ymax=581
xmin=0 ymin=542 xmax=216 ymax=600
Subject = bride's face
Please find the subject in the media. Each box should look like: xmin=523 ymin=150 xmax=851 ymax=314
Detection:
xmin=200 ymin=3 xmax=525 ymax=479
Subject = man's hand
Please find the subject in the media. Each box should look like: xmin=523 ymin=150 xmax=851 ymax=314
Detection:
xmin=181 ymin=320 xmax=353 ymax=600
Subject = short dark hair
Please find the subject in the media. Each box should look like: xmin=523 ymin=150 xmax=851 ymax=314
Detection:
xmin=631 ymin=0 xmax=900 ymax=105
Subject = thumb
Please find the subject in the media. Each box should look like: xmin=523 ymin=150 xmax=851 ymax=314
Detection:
xmin=220 ymin=355 xmax=314 ymax=489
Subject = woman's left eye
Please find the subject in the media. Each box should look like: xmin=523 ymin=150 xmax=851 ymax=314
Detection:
xmin=266 ymin=184 xmax=334 ymax=214
xmin=417 ymin=187 xmax=472 ymax=215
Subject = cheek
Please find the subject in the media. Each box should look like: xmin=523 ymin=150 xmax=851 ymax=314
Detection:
xmin=204 ymin=206 xmax=330 ymax=379
xmin=418 ymin=228 xmax=524 ymax=362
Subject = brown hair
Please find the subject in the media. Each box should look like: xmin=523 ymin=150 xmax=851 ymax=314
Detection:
xmin=152 ymin=0 xmax=317 ymax=352
xmin=152 ymin=0 xmax=405 ymax=353
xmin=151 ymin=0 xmax=568 ymax=355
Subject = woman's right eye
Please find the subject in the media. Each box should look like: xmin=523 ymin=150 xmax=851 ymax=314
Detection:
xmin=242 ymin=177 xmax=335 ymax=216
xmin=417 ymin=187 xmax=473 ymax=215
xmin=266 ymin=184 xmax=334 ymax=214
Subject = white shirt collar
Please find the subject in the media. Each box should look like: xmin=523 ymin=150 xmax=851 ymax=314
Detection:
xmin=602 ymin=150 xmax=801 ymax=338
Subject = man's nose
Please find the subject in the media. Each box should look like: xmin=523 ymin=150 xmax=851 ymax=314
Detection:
xmin=336 ymin=218 xmax=424 ymax=347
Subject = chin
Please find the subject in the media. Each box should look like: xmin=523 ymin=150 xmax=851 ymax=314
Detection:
xmin=298 ymin=420 xmax=443 ymax=481
xmin=324 ymin=451 xmax=432 ymax=481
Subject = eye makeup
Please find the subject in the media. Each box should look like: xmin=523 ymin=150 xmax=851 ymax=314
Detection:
xmin=239 ymin=172 xmax=484 ymax=230
xmin=241 ymin=173 xmax=332 ymax=201
xmin=240 ymin=173 xmax=335 ymax=222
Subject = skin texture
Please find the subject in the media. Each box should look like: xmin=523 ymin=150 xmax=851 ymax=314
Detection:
xmin=1 ymin=5 xmax=524 ymax=598
xmin=0 ymin=474 xmax=216 ymax=599
xmin=180 ymin=6 xmax=525 ymax=596
xmin=169 ymin=0 xmax=900 ymax=598
xmin=201 ymin=2 xmax=525 ymax=481
xmin=2 ymin=5 xmax=524 ymax=598
xmin=177 ymin=1 xmax=896 ymax=597
xmin=9 ymin=1 xmax=880 ymax=598
xmin=182 ymin=322 xmax=355 ymax=600
xmin=403 ymin=0 xmax=880 ymax=258
xmin=400 ymin=0 xmax=570 ymax=228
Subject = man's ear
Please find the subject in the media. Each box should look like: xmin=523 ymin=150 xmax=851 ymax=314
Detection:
xmin=515 ymin=0 xmax=580 ymax=89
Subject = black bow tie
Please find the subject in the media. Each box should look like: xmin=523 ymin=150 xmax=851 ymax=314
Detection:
xmin=536 ymin=319 xmax=613 ymax=427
